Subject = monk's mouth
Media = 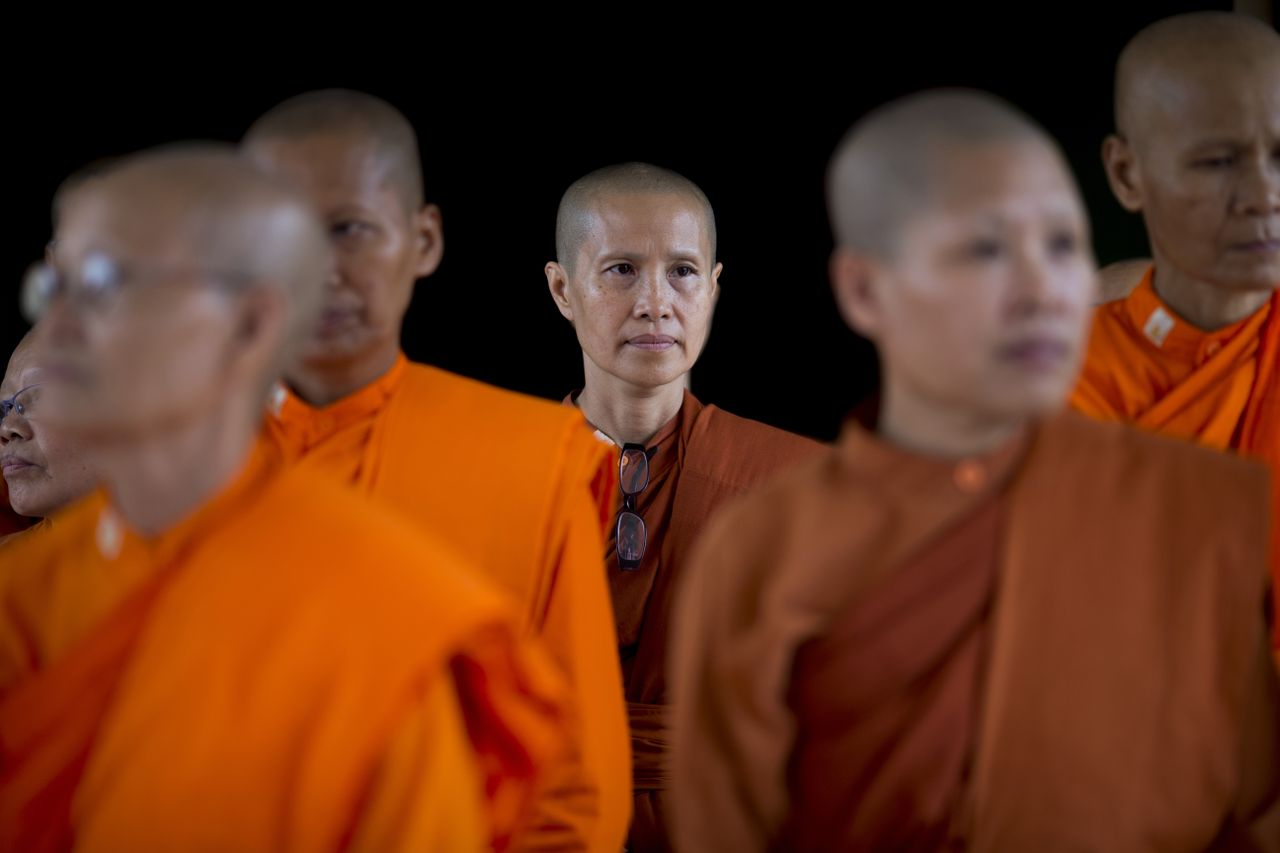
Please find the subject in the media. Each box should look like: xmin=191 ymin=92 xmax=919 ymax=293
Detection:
xmin=628 ymin=336 xmax=678 ymax=352
xmin=1230 ymin=239 xmax=1280 ymax=254
xmin=318 ymin=308 xmax=360 ymax=333
xmin=998 ymin=339 xmax=1070 ymax=369
xmin=1 ymin=458 xmax=40 ymax=475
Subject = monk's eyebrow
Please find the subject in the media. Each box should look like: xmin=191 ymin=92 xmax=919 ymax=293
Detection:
xmin=1186 ymin=137 xmax=1248 ymax=152
xmin=595 ymin=248 xmax=649 ymax=262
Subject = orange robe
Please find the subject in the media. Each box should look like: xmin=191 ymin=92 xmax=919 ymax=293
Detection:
xmin=0 ymin=440 xmax=565 ymax=852
xmin=571 ymin=389 xmax=823 ymax=852
xmin=671 ymin=412 xmax=1280 ymax=851
xmin=1072 ymin=266 xmax=1280 ymax=647
xmin=266 ymin=354 xmax=629 ymax=853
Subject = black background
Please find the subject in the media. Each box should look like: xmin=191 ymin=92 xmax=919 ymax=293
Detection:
xmin=7 ymin=3 xmax=1254 ymax=440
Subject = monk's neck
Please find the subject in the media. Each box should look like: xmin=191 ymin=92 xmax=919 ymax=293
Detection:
xmin=93 ymin=402 xmax=259 ymax=538
xmin=286 ymin=343 xmax=400 ymax=408
xmin=878 ymin=379 xmax=1028 ymax=459
xmin=1150 ymin=255 xmax=1272 ymax=332
xmin=577 ymin=365 xmax=686 ymax=446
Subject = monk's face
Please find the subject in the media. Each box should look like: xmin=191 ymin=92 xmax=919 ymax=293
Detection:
xmin=1106 ymin=58 xmax=1280 ymax=291
xmin=0 ymin=342 xmax=94 ymax=517
xmin=554 ymin=193 xmax=721 ymax=389
xmin=245 ymin=132 xmax=441 ymax=369
xmin=35 ymin=190 xmax=250 ymax=442
xmin=842 ymin=141 xmax=1096 ymax=420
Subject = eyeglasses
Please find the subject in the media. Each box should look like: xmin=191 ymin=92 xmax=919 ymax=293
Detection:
xmin=22 ymin=251 xmax=255 ymax=323
xmin=616 ymin=442 xmax=651 ymax=571
xmin=0 ymin=384 xmax=40 ymax=422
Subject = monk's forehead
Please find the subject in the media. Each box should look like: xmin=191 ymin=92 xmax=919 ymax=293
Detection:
xmin=939 ymin=139 xmax=1075 ymax=201
xmin=247 ymin=129 xmax=400 ymax=200
xmin=1 ymin=343 xmax=36 ymax=395
xmin=1135 ymin=58 xmax=1280 ymax=138
xmin=579 ymin=191 xmax=712 ymax=253
xmin=56 ymin=182 xmax=197 ymax=265
xmin=879 ymin=138 xmax=1080 ymax=240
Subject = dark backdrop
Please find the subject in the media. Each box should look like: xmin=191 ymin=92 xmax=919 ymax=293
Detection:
xmin=6 ymin=3 xmax=1247 ymax=440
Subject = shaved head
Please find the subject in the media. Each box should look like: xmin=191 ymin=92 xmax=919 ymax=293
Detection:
xmin=1115 ymin=12 xmax=1280 ymax=147
xmin=242 ymin=89 xmax=424 ymax=212
xmin=1101 ymin=11 xmax=1280 ymax=309
xmin=556 ymin=162 xmax=716 ymax=272
xmin=827 ymin=89 xmax=1060 ymax=258
xmin=87 ymin=146 xmax=330 ymax=361
xmin=50 ymin=157 xmax=118 ymax=237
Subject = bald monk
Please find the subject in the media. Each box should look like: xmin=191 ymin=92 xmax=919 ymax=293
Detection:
xmin=1071 ymin=13 xmax=1280 ymax=649
xmin=670 ymin=90 xmax=1280 ymax=851
xmin=241 ymin=90 xmax=629 ymax=853
xmin=0 ymin=147 xmax=564 ymax=851
xmin=544 ymin=162 xmax=823 ymax=851
xmin=0 ymin=330 xmax=95 ymax=537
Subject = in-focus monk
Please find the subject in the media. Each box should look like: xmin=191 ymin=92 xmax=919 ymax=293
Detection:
xmin=241 ymin=90 xmax=629 ymax=853
xmin=0 ymin=146 xmax=564 ymax=852
xmin=1072 ymin=13 xmax=1280 ymax=648
xmin=671 ymin=90 xmax=1280 ymax=852
xmin=544 ymin=162 xmax=823 ymax=851
xmin=0 ymin=330 xmax=95 ymax=539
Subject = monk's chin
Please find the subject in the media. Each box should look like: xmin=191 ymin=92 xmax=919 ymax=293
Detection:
xmin=613 ymin=366 xmax=689 ymax=391
xmin=1209 ymin=259 xmax=1280 ymax=292
xmin=300 ymin=333 xmax=377 ymax=366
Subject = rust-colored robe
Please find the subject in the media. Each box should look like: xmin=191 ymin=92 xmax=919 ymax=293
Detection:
xmin=1072 ymin=266 xmax=1280 ymax=648
xmin=0 ymin=440 xmax=565 ymax=852
xmin=671 ymin=411 xmax=1280 ymax=851
xmin=572 ymin=389 xmax=823 ymax=852
xmin=266 ymin=354 xmax=629 ymax=853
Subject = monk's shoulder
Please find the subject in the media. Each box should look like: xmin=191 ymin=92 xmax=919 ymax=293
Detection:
xmin=213 ymin=466 xmax=510 ymax=621
xmin=403 ymin=362 xmax=587 ymax=438
xmin=688 ymin=404 xmax=825 ymax=486
xmin=1050 ymin=412 xmax=1269 ymax=541
xmin=1096 ymin=258 xmax=1151 ymax=304
xmin=0 ymin=498 xmax=99 ymax=587
xmin=1059 ymin=409 xmax=1264 ymax=491
xmin=0 ymin=500 xmax=103 ymax=688
xmin=689 ymin=446 xmax=848 ymax=583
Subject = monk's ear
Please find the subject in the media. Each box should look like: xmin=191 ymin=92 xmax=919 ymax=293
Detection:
xmin=545 ymin=262 xmax=575 ymax=323
xmin=830 ymin=248 xmax=881 ymax=340
xmin=1102 ymin=135 xmax=1144 ymax=213
xmin=228 ymin=284 xmax=287 ymax=380
xmin=411 ymin=203 xmax=444 ymax=278
xmin=710 ymin=262 xmax=723 ymax=306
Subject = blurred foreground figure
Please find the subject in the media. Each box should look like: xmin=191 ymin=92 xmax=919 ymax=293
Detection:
xmin=670 ymin=90 xmax=1280 ymax=852
xmin=0 ymin=146 xmax=564 ymax=852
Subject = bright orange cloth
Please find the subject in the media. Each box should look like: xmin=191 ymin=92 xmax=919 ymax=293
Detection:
xmin=266 ymin=355 xmax=630 ymax=853
xmin=0 ymin=440 xmax=565 ymax=852
xmin=1073 ymin=267 xmax=1280 ymax=648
